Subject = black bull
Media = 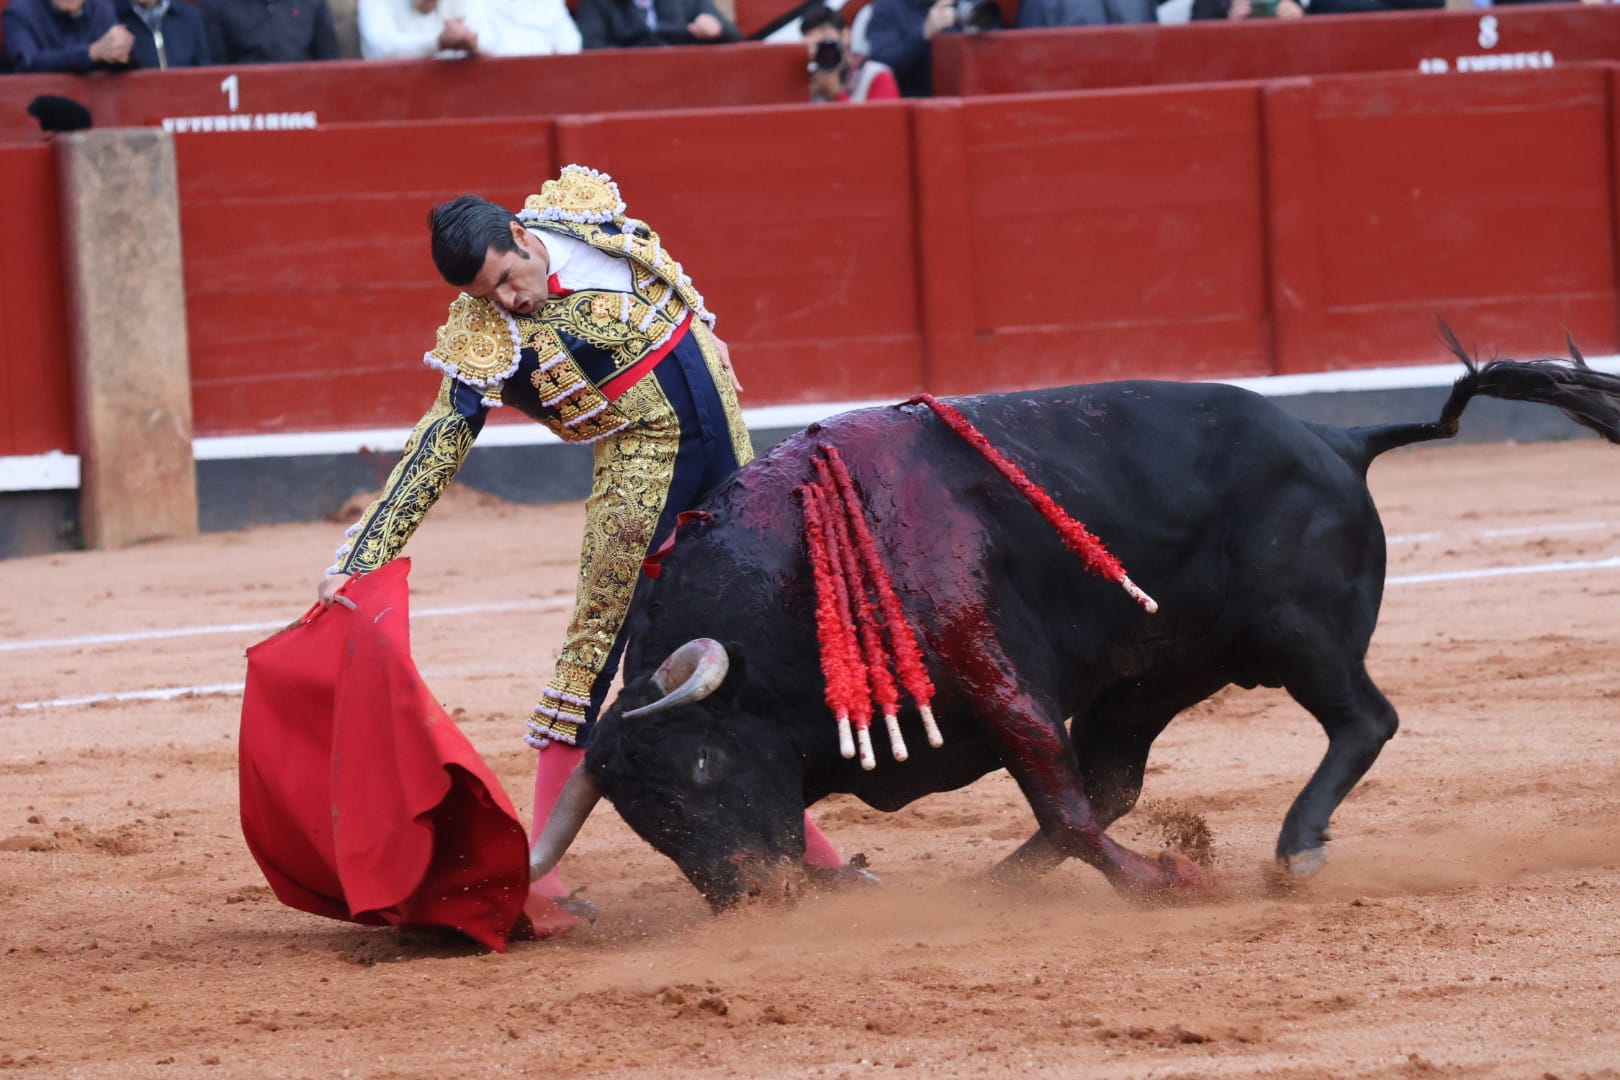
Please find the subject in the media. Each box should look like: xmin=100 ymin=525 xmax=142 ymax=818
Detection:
xmin=530 ymin=343 xmax=1620 ymax=908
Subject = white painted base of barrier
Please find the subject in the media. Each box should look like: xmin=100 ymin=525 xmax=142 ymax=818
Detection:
xmin=6 ymin=356 xmax=1620 ymax=493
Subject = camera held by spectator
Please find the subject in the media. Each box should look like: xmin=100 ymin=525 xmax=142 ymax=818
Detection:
xmin=954 ymin=0 xmax=1003 ymax=31
xmin=801 ymin=3 xmax=899 ymax=103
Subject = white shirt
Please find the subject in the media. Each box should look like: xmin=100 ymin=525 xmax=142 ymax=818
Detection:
xmin=359 ymin=0 xmax=581 ymax=59
xmin=359 ymin=0 xmax=491 ymax=59
xmin=532 ymin=228 xmax=635 ymax=294
xmin=481 ymin=0 xmax=582 ymax=55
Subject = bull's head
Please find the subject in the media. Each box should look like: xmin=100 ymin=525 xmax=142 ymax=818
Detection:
xmin=529 ymin=639 xmax=808 ymax=909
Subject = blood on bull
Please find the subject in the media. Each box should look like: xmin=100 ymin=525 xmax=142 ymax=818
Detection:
xmin=530 ymin=330 xmax=1620 ymax=909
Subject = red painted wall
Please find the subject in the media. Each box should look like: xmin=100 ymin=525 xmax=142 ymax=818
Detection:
xmin=7 ymin=64 xmax=1620 ymax=452
xmin=922 ymin=86 xmax=1272 ymax=394
xmin=933 ymin=4 xmax=1620 ymax=97
xmin=0 ymin=144 xmax=73 ymax=456
xmin=1265 ymin=67 xmax=1617 ymax=373
xmin=174 ymin=120 xmax=557 ymax=435
xmin=0 ymin=45 xmax=806 ymax=143
xmin=554 ymin=102 xmax=926 ymax=404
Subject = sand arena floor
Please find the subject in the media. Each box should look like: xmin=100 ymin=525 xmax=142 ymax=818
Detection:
xmin=1 ymin=438 xmax=1619 ymax=1078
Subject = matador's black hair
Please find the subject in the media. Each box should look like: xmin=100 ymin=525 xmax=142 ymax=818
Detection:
xmin=427 ymin=194 xmax=525 ymax=287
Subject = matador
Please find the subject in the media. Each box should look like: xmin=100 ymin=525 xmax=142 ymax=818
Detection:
xmin=316 ymin=166 xmax=850 ymax=925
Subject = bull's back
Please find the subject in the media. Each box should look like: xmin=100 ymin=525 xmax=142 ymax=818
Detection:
xmin=642 ymin=381 xmax=1382 ymax=716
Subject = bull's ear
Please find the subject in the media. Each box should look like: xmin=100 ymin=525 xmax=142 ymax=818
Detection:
xmin=718 ymin=641 xmax=750 ymax=704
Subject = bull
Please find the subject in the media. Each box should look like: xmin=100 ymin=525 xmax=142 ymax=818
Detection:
xmin=530 ymin=336 xmax=1620 ymax=908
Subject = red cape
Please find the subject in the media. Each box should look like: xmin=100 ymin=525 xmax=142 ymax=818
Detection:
xmin=238 ymin=560 xmax=535 ymax=950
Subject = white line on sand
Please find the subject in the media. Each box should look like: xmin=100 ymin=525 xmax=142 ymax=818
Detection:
xmin=1388 ymin=521 xmax=1612 ymax=544
xmin=7 ymin=556 xmax=1619 ymax=712
xmin=1386 ymin=555 xmax=1620 ymax=586
xmin=0 ymin=596 xmax=573 ymax=654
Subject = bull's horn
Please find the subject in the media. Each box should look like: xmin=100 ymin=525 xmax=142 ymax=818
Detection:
xmin=529 ymin=761 xmax=602 ymax=883
xmin=623 ymin=638 xmax=730 ymax=719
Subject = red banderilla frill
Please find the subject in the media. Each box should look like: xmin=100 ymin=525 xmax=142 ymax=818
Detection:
xmin=797 ymin=448 xmax=940 ymax=771
xmin=795 ymin=478 xmax=865 ymax=762
xmin=903 ymin=393 xmax=1159 ymax=614
xmin=821 ymin=448 xmax=941 ymax=751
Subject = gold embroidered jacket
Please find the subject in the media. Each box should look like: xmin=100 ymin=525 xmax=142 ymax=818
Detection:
xmin=327 ymin=165 xmax=752 ymax=747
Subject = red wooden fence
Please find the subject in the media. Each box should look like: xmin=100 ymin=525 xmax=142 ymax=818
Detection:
xmin=932 ymin=3 xmax=1620 ymax=97
xmin=0 ymin=45 xmax=806 ymax=144
xmin=174 ymin=119 xmax=557 ymax=434
xmin=4 ymin=63 xmax=1619 ymax=451
xmin=0 ymin=144 xmax=73 ymax=457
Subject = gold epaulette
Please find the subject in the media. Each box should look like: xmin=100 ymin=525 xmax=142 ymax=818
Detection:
xmin=423 ymin=295 xmax=521 ymax=405
xmin=519 ymin=164 xmax=627 ymax=226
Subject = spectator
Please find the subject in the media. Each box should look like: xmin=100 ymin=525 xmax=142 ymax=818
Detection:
xmin=359 ymin=0 xmax=487 ymax=57
xmin=200 ymin=0 xmax=340 ymax=63
xmin=359 ymin=0 xmax=580 ymax=58
xmin=863 ymin=0 xmax=956 ymax=98
xmin=1 ymin=0 xmax=133 ymax=73
xmin=116 ymin=0 xmax=213 ymax=67
xmin=573 ymin=0 xmax=739 ymax=49
xmin=801 ymin=3 xmax=897 ymax=102
xmin=482 ymin=0 xmax=581 ymax=54
xmin=1190 ymin=0 xmax=1300 ymax=16
xmin=1305 ymin=0 xmax=1435 ymax=11
xmin=1017 ymin=0 xmax=1155 ymax=24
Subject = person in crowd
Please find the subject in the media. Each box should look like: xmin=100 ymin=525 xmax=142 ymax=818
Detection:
xmin=360 ymin=0 xmax=486 ymax=57
xmin=1 ymin=0 xmax=133 ymax=73
xmin=863 ymin=0 xmax=996 ymax=97
xmin=572 ymin=0 xmax=739 ymax=49
xmin=801 ymin=2 xmax=898 ymax=102
xmin=1016 ymin=0 xmax=1155 ymax=24
xmin=482 ymin=0 xmax=581 ymax=54
xmin=116 ymin=0 xmax=213 ymax=67
xmin=359 ymin=0 xmax=580 ymax=59
xmin=1190 ymin=0 xmax=1301 ymax=16
xmin=200 ymin=0 xmax=340 ymax=63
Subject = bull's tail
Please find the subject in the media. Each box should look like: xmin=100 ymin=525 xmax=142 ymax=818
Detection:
xmin=1344 ymin=323 xmax=1620 ymax=470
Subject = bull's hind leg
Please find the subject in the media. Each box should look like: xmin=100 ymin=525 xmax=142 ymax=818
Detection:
xmin=1277 ymin=661 xmax=1399 ymax=876
xmin=984 ymin=688 xmax=1201 ymax=901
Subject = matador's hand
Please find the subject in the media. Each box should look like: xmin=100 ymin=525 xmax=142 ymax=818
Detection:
xmin=711 ymin=333 xmax=743 ymax=395
xmin=318 ymin=573 xmax=353 ymax=608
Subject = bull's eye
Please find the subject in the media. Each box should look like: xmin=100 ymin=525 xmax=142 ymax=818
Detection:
xmin=693 ymin=747 xmax=716 ymax=788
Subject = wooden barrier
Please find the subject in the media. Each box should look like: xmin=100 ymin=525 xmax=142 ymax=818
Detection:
xmin=555 ymin=101 xmax=925 ymax=403
xmin=0 ymin=44 xmax=806 ymax=143
xmin=916 ymin=85 xmax=1272 ymax=393
xmin=0 ymin=144 xmax=73 ymax=456
xmin=174 ymin=119 xmax=557 ymax=435
xmin=1264 ymin=66 xmax=1617 ymax=373
xmin=7 ymin=62 xmax=1620 ymax=452
xmin=933 ymin=4 xmax=1620 ymax=97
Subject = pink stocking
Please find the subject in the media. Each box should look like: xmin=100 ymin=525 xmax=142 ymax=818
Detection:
xmin=529 ymin=743 xmax=584 ymax=899
xmin=802 ymin=812 xmax=844 ymax=869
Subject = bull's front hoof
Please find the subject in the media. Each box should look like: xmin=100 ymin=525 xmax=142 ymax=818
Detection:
xmin=1281 ymin=846 xmax=1328 ymax=879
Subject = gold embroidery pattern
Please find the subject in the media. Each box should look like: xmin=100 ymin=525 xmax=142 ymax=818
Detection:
xmin=692 ymin=322 xmax=755 ymax=468
xmin=423 ymin=295 xmax=520 ymax=400
xmin=531 ymin=217 xmax=714 ymax=329
xmin=520 ymin=164 xmax=626 ymax=226
xmin=541 ymin=287 xmax=686 ymax=376
xmin=516 ymin=316 xmax=635 ymax=443
xmin=525 ymin=375 xmax=680 ymax=747
xmin=333 ymin=378 xmax=476 ymax=574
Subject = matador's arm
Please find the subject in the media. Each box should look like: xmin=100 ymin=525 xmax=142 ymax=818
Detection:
xmin=327 ymin=376 xmax=489 ymax=575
